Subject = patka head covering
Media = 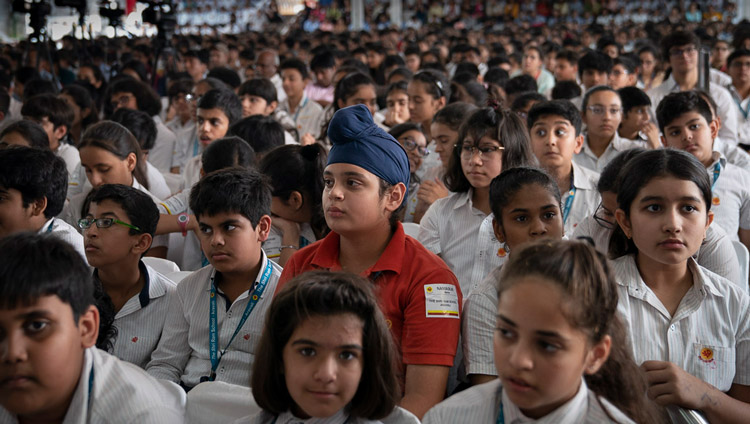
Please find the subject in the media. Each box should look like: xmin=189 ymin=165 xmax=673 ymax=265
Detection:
xmin=327 ymin=105 xmax=410 ymax=203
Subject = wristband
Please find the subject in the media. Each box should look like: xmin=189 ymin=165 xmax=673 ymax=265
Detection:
xmin=280 ymin=245 xmax=299 ymax=250
xmin=177 ymin=213 xmax=190 ymax=237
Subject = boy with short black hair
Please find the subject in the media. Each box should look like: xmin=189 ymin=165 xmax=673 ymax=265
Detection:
xmin=578 ymin=51 xmax=613 ymax=91
xmin=229 ymin=115 xmax=284 ymax=160
xmin=527 ymin=100 xmax=601 ymax=233
xmin=237 ymin=78 xmax=297 ymax=144
xmin=20 ymin=93 xmax=79 ymax=178
xmin=279 ymin=58 xmax=324 ymax=142
xmin=0 ymin=146 xmax=85 ymax=259
xmin=146 ymin=168 xmax=282 ymax=389
xmin=306 ymin=50 xmax=336 ymax=107
xmin=617 ymin=86 xmax=659 ymax=148
xmin=0 ymin=232 xmax=185 ymax=422
xmin=80 ymin=184 xmax=176 ymax=369
xmin=656 ymin=90 xmax=750 ymax=251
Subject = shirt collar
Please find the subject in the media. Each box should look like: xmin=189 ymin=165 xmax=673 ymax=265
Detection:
xmin=92 ymin=260 xmax=153 ymax=309
xmin=618 ymin=256 xmax=724 ymax=298
xmin=274 ymin=408 xmax=349 ymax=424
xmin=309 ymin=224 xmax=406 ymax=276
xmin=687 ymin=256 xmax=725 ymax=298
xmin=502 ymin=378 xmax=589 ymax=423
xmin=453 ymin=190 xmax=473 ymax=210
xmin=571 ymin=161 xmax=597 ymax=190
xmin=204 ymin=250 xmax=270 ymax=296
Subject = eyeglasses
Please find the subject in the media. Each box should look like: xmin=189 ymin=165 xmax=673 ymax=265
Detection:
xmin=669 ymin=46 xmax=697 ymax=57
xmin=110 ymin=94 xmax=134 ymax=110
xmin=586 ymin=105 xmax=621 ymax=116
xmin=415 ymin=71 xmax=444 ymax=98
xmin=593 ymin=203 xmax=616 ymax=230
xmin=609 ymin=69 xmax=630 ymax=77
xmin=401 ymin=137 xmax=429 ymax=157
xmin=78 ymin=217 xmax=142 ymax=232
xmin=457 ymin=144 xmax=504 ymax=160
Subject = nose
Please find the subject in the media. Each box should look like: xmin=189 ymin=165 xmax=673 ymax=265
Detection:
xmin=3 ymin=331 xmax=29 ymax=363
xmin=663 ymin=207 xmax=682 ymax=234
xmin=529 ymin=217 xmax=547 ymax=236
xmin=88 ymin=172 xmax=103 ymax=188
xmin=313 ymin=355 xmax=337 ymax=383
xmin=209 ymin=231 xmax=225 ymax=247
xmin=201 ymin=120 xmax=212 ymax=133
xmin=507 ymin=342 xmax=533 ymax=371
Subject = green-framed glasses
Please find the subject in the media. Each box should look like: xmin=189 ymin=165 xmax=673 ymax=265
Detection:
xmin=77 ymin=217 xmax=142 ymax=233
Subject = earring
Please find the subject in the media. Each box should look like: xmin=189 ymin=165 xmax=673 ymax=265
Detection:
xmin=497 ymin=242 xmax=510 ymax=258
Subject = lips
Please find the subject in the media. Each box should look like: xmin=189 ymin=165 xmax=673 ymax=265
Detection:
xmin=659 ymin=238 xmax=685 ymax=249
xmin=326 ymin=207 xmax=344 ymax=218
xmin=210 ymin=251 xmax=231 ymax=260
xmin=0 ymin=374 xmax=35 ymax=389
xmin=505 ymin=376 xmax=534 ymax=393
xmin=84 ymin=243 xmax=100 ymax=252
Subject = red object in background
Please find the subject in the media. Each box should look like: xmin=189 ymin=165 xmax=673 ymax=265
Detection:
xmin=126 ymin=0 xmax=136 ymax=14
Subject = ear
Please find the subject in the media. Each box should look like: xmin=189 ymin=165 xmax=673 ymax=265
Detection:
xmin=126 ymin=152 xmax=137 ymax=173
xmin=81 ymin=107 xmax=91 ymax=119
xmin=705 ymin=210 xmax=714 ymax=236
xmin=29 ymin=197 xmax=48 ymax=218
xmin=573 ymin=133 xmax=584 ymax=154
xmin=337 ymin=98 xmax=346 ymax=109
xmin=709 ymin=118 xmax=719 ymax=140
xmin=383 ymin=182 xmax=407 ymax=213
xmin=492 ymin=217 xmax=506 ymax=244
xmin=435 ymin=96 xmax=447 ymax=110
xmin=660 ymin=134 xmax=667 ymax=147
xmin=256 ymin=214 xmax=272 ymax=242
xmin=132 ymin=233 xmax=153 ymax=255
xmin=287 ymin=190 xmax=304 ymax=211
xmin=78 ymin=305 xmax=100 ymax=349
xmin=200 ymin=168 xmax=206 ymax=178
xmin=584 ymin=334 xmax=612 ymax=375
xmin=265 ymin=101 xmax=278 ymax=115
xmin=53 ymin=124 xmax=67 ymax=141
xmin=614 ymin=208 xmax=632 ymax=239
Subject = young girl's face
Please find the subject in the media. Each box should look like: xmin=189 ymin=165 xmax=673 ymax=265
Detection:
xmin=431 ymin=122 xmax=458 ymax=166
xmin=407 ymin=80 xmax=444 ymax=125
xmin=460 ymin=134 xmax=504 ymax=190
xmin=339 ymin=84 xmax=378 ymax=118
xmin=386 ymin=91 xmax=410 ymax=123
xmin=494 ymin=276 xmax=607 ymax=419
xmin=616 ymin=176 xmax=712 ymax=266
xmin=79 ymin=146 xmax=136 ymax=188
xmin=494 ymin=183 xmax=564 ymax=250
xmin=283 ymin=313 xmax=364 ymax=418
xmin=396 ymin=129 xmax=427 ymax=173
xmin=582 ymin=90 xmax=621 ymax=141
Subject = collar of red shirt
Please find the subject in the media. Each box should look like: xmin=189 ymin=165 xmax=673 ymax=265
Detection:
xmin=309 ymin=222 xmax=406 ymax=276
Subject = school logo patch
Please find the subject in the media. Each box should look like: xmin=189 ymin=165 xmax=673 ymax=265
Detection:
xmin=131 ymin=337 xmax=138 ymax=343
xmin=252 ymin=294 xmax=259 ymax=301
xmin=712 ymin=197 xmax=721 ymax=206
xmin=497 ymin=247 xmax=507 ymax=258
xmin=424 ymin=284 xmax=460 ymax=319
xmin=243 ymin=334 xmax=250 ymax=340
xmin=698 ymin=346 xmax=717 ymax=369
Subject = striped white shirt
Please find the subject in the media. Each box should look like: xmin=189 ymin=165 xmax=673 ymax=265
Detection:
xmin=148 ymin=115 xmax=178 ymax=173
xmin=102 ymin=262 xmax=177 ymax=369
xmin=38 ymin=218 xmax=87 ymax=263
xmin=462 ymin=266 xmax=502 ymax=377
xmin=573 ymin=132 xmax=647 ymax=173
xmin=563 ymin=162 xmax=601 ymax=235
xmin=423 ymin=378 xmax=634 ymax=424
xmin=158 ymin=190 xmax=204 ymax=271
xmin=0 ymin=347 xmax=186 ymax=423
xmin=146 ymin=251 xmax=282 ymax=388
xmin=573 ymin=217 xmax=742 ymax=285
xmin=419 ymin=190 xmax=505 ymax=296
xmin=612 ymin=255 xmax=750 ymax=390
xmin=235 ymin=407 xmax=419 ymax=424
xmin=706 ymin=153 xmax=750 ymax=241
xmin=278 ymin=94 xmax=325 ymax=140
xmin=264 ymin=223 xmax=317 ymax=264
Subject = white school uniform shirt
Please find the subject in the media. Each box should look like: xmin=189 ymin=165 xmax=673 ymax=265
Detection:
xmin=725 ymin=84 xmax=750 ymax=144
xmin=100 ymin=261 xmax=177 ymax=369
xmin=462 ymin=266 xmax=502 ymax=378
xmin=239 ymin=409 xmax=382 ymax=424
xmin=181 ymin=155 xmax=202 ymax=193
xmin=0 ymin=347 xmax=186 ymax=423
xmin=612 ymin=255 xmax=750 ymax=391
xmin=146 ymin=251 xmax=282 ymax=388
xmin=573 ymin=216 xmax=742 ymax=284
xmin=714 ymin=136 xmax=750 ymax=169
xmin=572 ymin=132 xmax=646 ymax=173
xmin=158 ymin=190 xmax=204 ymax=271
xmin=422 ymin=378 xmax=635 ymax=424
xmin=148 ymin=115 xmax=179 ymax=173
xmin=279 ymin=94 xmax=325 ymax=140
xmin=563 ymin=162 xmax=601 ymax=234
xmin=264 ymin=223 xmax=317 ymax=264
xmin=166 ymin=117 xmax=196 ymax=172
xmin=56 ymin=142 xmax=81 ymax=181
xmin=705 ymin=152 xmax=750 ymax=241
xmin=647 ymin=75 xmax=739 ymax=145
xmin=145 ymin=161 xmax=172 ymax=200
xmin=270 ymin=73 xmax=287 ymax=104
xmin=419 ymin=190 xmax=504 ymax=297
xmin=38 ymin=218 xmax=87 ymax=263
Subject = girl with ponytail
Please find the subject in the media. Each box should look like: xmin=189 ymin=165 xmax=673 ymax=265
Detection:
xmin=426 ymin=239 xmax=664 ymax=424
xmin=260 ymin=143 xmax=329 ymax=266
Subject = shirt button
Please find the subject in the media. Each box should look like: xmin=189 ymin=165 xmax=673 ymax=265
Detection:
xmin=670 ymin=324 xmax=676 ymax=331
xmin=227 ymin=311 xmax=232 ymax=317
xmin=220 ymin=367 xmax=225 ymax=374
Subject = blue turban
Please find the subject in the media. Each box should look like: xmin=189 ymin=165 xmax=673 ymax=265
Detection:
xmin=327 ymin=105 xmax=410 ymax=203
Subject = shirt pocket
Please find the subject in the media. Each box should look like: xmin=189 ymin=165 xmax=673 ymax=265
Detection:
xmin=689 ymin=343 xmax=736 ymax=392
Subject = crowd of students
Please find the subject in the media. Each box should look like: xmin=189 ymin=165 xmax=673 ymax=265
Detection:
xmin=1 ymin=3 xmax=750 ymax=423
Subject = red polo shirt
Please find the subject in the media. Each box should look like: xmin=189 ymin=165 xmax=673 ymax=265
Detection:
xmin=278 ymin=223 xmax=462 ymax=367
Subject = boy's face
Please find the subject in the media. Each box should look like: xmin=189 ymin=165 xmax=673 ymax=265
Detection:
xmin=608 ymin=64 xmax=635 ymax=90
xmin=313 ymin=67 xmax=336 ymax=88
xmin=197 ymin=108 xmax=231 ymax=147
xmin=0 ymin=296 xmax=98 ymax=420
xmin=83 ymin=200 xmax=150 ymax=269
xmin=582 ymin=90 xmax=621 ymax=140
xmin=554 ymin=59 xmax=577 ymax=82
xmin=668 ymin=43 xmax=698 ymax=74
xmin=661 ymin=111 xmax=717 ymax=167
xmin=581 ymin=69 xmax=608 ymax=90
xmin=0 ymin=187 xmax=43 ymax=237
xmin=621 ymin=105 xmax=651 ymax=135
xmin=197 ymin=212 xmax=271 ymax=275
xmin=366 ymin=51 xmax=384 ymax=69
xmin=281 ymin=69 xmax=307 ymax=99
xmin=110 ymin=91 xmax=138 ymax=112
xmin=23 ymin=116 xmax=64 ymax=149
xmin=405 ymin=54 xmax=420 ymax=73
xmin=529 ymin=114 xmax=583 ymax=171
xmin=241 ymin=95 xmax=273 ymax=118
xmin=728 ymin=55 xmax=750 ymax=86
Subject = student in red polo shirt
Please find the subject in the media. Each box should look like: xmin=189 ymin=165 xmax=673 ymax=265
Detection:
xmin=277 ymin=104 xmax=462 ymax=419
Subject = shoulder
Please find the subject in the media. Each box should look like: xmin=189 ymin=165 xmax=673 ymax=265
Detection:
xmin=585 ymin=392 xmax=636 ymax=424
xmin=610 ymin=255 xmax=638 ymax=284
xmin=424 ymin=380 xmax=500 ymax=421
xmin=404 ymin=235 xmax=455 ymax=274
xmin=145 ymin=264 xmax=178 ymax=292
xmin=176 ymin=266 xmax=214 ymax=293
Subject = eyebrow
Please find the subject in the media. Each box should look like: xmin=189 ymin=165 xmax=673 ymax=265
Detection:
xmin=323 ymin=171 xmax=368 ymax=179
xmin=532 ymin=121 xmax=571 ymax=127
xmin=291 ymin=339 xmax=364 ymax=350
xmin=15 ymin=310 xmax=53 ymax=320
xmin=507 ymin=204 xmax=558 ymax=214
xmin=665 ymin=118 xmax=703 ymax=131
xmin=200 ymin=219 xmax=242 ymax=227
xmin=638 ymin=195 xmax=702 ymax=203
xmin=498 ymin=314 xmax=567 ymax=340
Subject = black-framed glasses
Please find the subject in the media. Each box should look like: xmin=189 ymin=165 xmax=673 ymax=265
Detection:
xmin=593 ymin=203 xmax=616 ymax=230
xmin=457 ymin=144 xmax=504 ymax=160
xmin=586 ymin=105 xmax=622 ymax=116
xmin=669 ymin=46 xmax=697 ymax=57
xmin=110 ymin=94 xmax=134 ymax=110
xmin=401 ymin=137 xmax=429 ymax=157
xmin=78 ymin=217 xmax=142 ymax=232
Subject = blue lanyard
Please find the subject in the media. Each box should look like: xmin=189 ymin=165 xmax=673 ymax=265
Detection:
xmin=299 ymin=235 xmax=310 ymax=248
xmin=711 ymin=162 xmax=721 ymax=190
xmin=496 ymin=389 xmax=505 ymax=424
xmin=86 ymin=364 xmax=94 ymax=410
xmin=192 ymin=135 xmax=200 ymax=157
xmin=562 ymin=173 xmax=576 ymax=225
xmin=292 ymin=97 xmax=308 ymax=122
xmin=733 ymin=96 xmax=750 ymax=119
xmin=208 ymin=260 xmax=273 ymax=380
xmin=45 ymin=219 xmax=55 ymax=233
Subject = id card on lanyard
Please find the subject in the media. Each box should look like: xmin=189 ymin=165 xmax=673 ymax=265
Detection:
xmin=562 ymin=173 xmax=576 ymax=225
xmin=206 ymin=260 xmax=273 ymax=381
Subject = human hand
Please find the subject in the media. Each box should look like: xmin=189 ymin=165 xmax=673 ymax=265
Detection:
xmin=641 ymin=121 xmax=661 ymax=149
xmin=641 ymin=360 xmax=717 ymax=410
xmin=300 ymin=133 xmax=316 ymax=145
xmin=271 ymin=215 xmax=301 ymax=242
xmin=385 ymin=108 xmax=407 ymax=127
xmin=417 ymin=179 xmax=450 ymax=205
